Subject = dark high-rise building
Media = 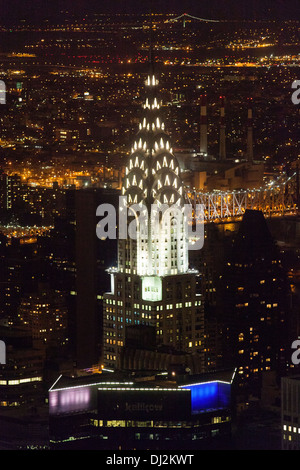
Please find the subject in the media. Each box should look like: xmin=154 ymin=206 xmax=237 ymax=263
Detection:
xmin=75 ymin=188 xmax=118 ymax=369
xmin=221 ymin=210 xmax=289 ymax=397
xmin=39 ymin=188 xmax=118 ymax=371
xmin=0 ymin=238 xmax=41 ymax=326
xmin=189 ymin=222 xmax=229 ymax=372
xmin=0 ymin=325 xmax=45 ymax=408
xmin=0 ymin=170 xmax=7 ymax=211
xmin=0 ymin=171 xmax=22 ymax=211
xmin=18 ymin=282 xmax=68 ymax=347
xmin=281 ymin=375 xmax=300 ymax=450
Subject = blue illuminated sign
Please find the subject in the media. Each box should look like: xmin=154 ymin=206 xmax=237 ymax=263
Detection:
xmin=181 ymin=381 xmax=230 ymax=414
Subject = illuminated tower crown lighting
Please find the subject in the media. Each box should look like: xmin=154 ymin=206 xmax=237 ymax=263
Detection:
xmin=121 ymin=70 xmax=188 ymax=278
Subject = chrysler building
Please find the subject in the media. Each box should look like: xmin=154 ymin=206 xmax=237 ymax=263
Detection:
xmin=103 ymin=68 xmax=204 ymax=370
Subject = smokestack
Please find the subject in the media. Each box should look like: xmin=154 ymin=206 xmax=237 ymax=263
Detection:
xmin=219 ymin=95 xmax=226 ymax=160
xmin=247 ymin=98 xmax=253 ymax=163
xmin=200 ymin=94 xmax=208 ymax=155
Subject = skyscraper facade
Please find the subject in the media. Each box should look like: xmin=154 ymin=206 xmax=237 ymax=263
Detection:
xmin=221 ymin=210 xmax=289 ymax=397
xmin=103 ymin=70 xmax=204 ymax=370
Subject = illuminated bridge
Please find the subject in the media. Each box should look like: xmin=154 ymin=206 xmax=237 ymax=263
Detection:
xmin=186 ymin=172 xmax=299 ymax=223
xmin=164 ymin=12 xmax=220 ymax=26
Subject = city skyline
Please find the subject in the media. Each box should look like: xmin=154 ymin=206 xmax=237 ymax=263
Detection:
xmin=0 ymin=3 xmax=299 ymax=453
xmin=0 ymin=0 xmax=299 ymax=22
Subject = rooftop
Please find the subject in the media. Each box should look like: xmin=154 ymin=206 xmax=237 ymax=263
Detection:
xmin=49 ymin=367 xmax=236 ymax=392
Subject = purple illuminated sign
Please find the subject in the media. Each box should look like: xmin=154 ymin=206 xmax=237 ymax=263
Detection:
xmin=49 ymin=386 xmax=91 ymax=414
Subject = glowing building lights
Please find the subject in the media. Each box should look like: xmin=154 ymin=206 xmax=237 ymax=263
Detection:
xmin=121 ymin=72 xmax=188 ymax=278
xmin=103 ymin=68 xmax=203 ymax=369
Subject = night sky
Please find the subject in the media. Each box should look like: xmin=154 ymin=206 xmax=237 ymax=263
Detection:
xmin=0 ymin=0 xmax=299 ymax=24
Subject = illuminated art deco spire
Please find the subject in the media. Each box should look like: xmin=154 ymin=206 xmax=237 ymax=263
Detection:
xmin=120 ymin=70 xmax=189 ymax=277
xmin=122 ymin=73 xmax=184 ymax=208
